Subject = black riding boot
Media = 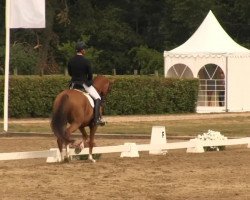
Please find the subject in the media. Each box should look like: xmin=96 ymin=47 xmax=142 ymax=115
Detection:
xmin=94 ymin=99 xmax=105 ymax=126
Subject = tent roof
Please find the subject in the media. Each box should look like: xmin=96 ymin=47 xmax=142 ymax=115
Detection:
xmin=168 ymin=11 xmax=250 ymax=54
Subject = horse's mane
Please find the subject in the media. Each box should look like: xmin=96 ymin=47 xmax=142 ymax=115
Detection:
xmin=93 ymin=75 xmax=112 ymax=97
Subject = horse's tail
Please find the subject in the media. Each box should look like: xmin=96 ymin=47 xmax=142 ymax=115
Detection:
xmin=51 ymin=94 xmax=73 ymax=143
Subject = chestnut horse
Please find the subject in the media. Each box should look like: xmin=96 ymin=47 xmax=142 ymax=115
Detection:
xmin=50 ymin=75 xmax=112 ymax=162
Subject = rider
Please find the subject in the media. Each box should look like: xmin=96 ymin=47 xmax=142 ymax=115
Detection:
xmin=67 ymin=41 xmax=105 ymax=126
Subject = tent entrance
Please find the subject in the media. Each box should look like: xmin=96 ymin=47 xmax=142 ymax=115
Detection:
xmin=197 ymin=64 xmax=225 ymax=107
xmin=198 ymin=79 xmax=225 ymax=107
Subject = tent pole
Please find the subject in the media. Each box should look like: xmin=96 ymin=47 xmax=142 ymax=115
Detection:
xmin=225 ymin=56 xmax=228 ymax=112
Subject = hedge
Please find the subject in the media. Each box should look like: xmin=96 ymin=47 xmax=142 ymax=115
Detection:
xmin=0 ymin=75 xmax=199 ymax=118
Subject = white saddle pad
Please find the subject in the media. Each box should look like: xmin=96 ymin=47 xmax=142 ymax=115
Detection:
xmin=73 ymin=89 xmax=94 ymax=108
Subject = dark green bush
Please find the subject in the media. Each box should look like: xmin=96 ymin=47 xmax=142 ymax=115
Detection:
xmin=0 ymin=75 xmax=68 ymax=118
xmin=0 ymin=75 xmax=199 ymax=118
xmin=106 ymin=76 xmax=199 ymax=115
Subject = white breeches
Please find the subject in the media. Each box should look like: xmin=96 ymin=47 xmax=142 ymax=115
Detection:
xmin=83 ymin=84 xmax=101 ymax=100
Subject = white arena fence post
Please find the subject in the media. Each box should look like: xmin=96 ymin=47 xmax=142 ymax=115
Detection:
xmin=186 ymin=139 xmax=205 ymax=153
xmin=120 ymin=143 xmax=139 ymax=158
xmin=46 ymin=148 xmax=62 ymax=163
xmin=247 ymin=137 xmax=250 ymax=148
xmin=149 ymin=126 xmax=167 ymax=155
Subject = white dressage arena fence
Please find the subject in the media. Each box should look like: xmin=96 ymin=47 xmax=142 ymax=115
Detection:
xmin=0 ymin=126 xmax=249 ymax=163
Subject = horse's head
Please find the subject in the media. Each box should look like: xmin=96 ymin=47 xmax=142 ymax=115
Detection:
xmin=93 ymin=75 xmax=113 ymax=98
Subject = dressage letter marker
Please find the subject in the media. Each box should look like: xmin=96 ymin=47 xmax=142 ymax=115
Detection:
xmin=149 ymin=126 xmax=167 ymax=155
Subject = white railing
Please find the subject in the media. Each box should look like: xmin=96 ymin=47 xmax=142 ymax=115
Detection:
xmin=0 ymin=126 xmax=249 ymax=162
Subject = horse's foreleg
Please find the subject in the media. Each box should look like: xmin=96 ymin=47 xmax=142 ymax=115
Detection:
xmin=65 ymin=144 xmax=71 ymax=162
xmin=88 ymin=125 xmax=98 ymax=163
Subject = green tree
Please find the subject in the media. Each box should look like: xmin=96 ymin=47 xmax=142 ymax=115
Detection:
xmin=129 ymin=45 xmax=163 ymax=74
xmin=10 ymin=42 xmax=39 ymax=75
xmin=57 ymin=35 xmax=103 ymax=73
xmin=0 ymin=0 xmax=249 ymax=75
xmin=90 ymin=5 xmax=141 ymax=74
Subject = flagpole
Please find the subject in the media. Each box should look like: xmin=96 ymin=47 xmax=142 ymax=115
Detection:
xmin=4 ymin=0 xmax=10 ymax=132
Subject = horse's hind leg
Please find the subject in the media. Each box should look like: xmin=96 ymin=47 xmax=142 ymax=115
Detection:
xmin=88 ymin=125 xmax=98 ymax=163
xmin=74 ymin=126 xmax=88 ymax=154
xmin=57 ymin=138 xmax=64 ymax=162
xmin=64 ymin=122 xmax=80 ymax=161
xmin=79 ymin=125 xmax=88 ymax=142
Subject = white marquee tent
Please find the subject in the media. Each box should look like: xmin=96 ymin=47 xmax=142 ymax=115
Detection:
xmin=164 ymin=10 xmax=250 ymax=113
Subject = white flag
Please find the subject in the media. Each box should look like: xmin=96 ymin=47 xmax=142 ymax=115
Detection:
xmin=9 ymin=0 xmax=45 ymax=28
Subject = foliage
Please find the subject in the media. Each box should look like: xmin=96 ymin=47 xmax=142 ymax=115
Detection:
xmin=0 ymin=1 xmax=249 ymax=75
xmin=129 ymin=45 xmax=163 ymax=74
xmin=57 ymin=41 xmax=75 ymax=66
xmin=0 ymin=75 xmax=67 ymax=118
xmin=10 ymin=43 xmax=39 ymax=75
xmin=0 ymin=75 xmax=199 ymax=118
xmin=0 ymin=46 xmax=4 ymax=75
xmin=104 ymin=76 xmax=199 ymax=115
xmin=57 ymin=35 xmax=103 ymax=72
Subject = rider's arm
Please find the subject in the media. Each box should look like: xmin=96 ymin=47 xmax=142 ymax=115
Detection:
xmin=67 ymin=61 xmax=72 ymax=76
xmin=86 ymin=60 xmax=93 ymax=86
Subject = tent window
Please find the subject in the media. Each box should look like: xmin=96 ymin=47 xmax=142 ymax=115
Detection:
xmin=167 ymin=64 xmax=193 ymax=78
xmin=198 ymin=64 xmax=225 ymax=107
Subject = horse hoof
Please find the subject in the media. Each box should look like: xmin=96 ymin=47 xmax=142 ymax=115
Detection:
xmin=88 ymin=156 xmax=96 ymax=163
xmin=89 ymin=159 xmax=96 ymax=163
xmin=74 ymin=147 xmax=82 ymax=154
xmin=99 ymin=121 xmax=107 ymax=126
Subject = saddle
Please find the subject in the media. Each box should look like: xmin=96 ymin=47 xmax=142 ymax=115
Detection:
xmin=74 ymin=89 xmax=94 ymax=108
xmin=69 ymin=82 xmax=94 ymax=108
